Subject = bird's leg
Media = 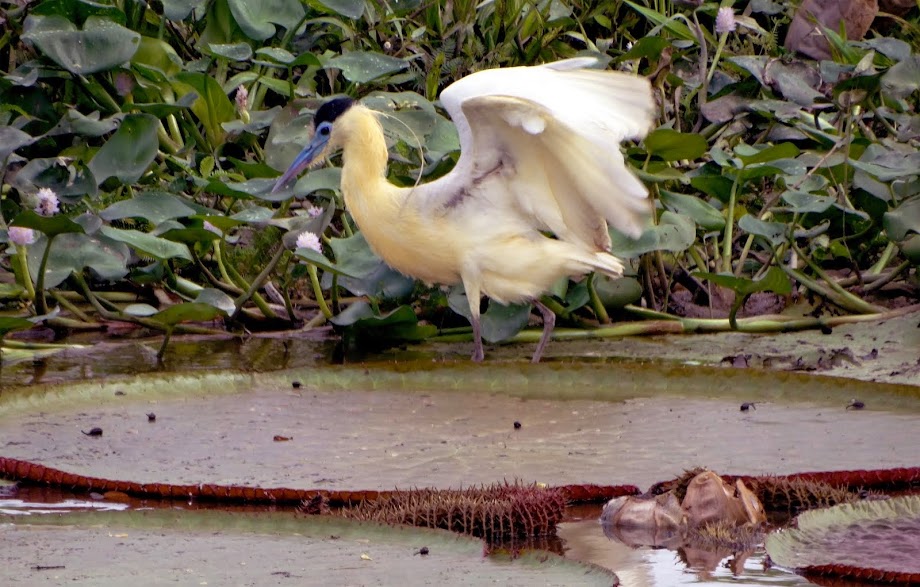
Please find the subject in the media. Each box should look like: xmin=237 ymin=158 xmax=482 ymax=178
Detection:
xmin=470 ymin=311 xmax=484 ymax=362
xmin=463 ymin=277 xmax=485 ymax=362
xmin=531 ymin=300 xmax=556 ymax=364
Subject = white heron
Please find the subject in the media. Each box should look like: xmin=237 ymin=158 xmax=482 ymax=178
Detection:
xmin=273 ymin=57 xmax=655 ymax=362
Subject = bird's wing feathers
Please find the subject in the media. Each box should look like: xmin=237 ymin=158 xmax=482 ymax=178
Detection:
xmin=430 ymin=59 xmax=655 ymax=243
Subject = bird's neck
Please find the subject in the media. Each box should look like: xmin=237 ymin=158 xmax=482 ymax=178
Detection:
xmin=339 ymin=106 xmax=400 ymax=219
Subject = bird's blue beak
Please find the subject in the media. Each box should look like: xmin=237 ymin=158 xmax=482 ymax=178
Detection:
xmin=271 ymin=133 xmax=330 ymax=194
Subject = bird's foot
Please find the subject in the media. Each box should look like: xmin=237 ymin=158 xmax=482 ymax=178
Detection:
xmin=471 ymin=346 xmax=485 ymax=362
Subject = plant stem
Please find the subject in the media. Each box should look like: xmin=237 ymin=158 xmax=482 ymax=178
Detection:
xmin=587 ymin=273 xmax=609 ymax=324
xmin=721 ymin=175 xmax=741 ymax=273
xmin=14 ymin=246 xmax=35 ymax=301
xmin=231 ymin=247 xmax=285 ymax=319
xmin=307 ymin=265 xmax=333 ymax=319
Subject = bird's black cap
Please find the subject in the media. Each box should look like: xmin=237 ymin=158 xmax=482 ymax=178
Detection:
xmin=314 ymin=97 xmax=355 ymax=126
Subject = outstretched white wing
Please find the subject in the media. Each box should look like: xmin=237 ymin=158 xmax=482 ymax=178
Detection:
xmin=419 ymin=58 xmax=655 ymax=246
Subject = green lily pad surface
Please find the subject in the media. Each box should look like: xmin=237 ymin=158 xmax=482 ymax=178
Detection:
xmin=2 ymin=510 xmax=615 ymax=586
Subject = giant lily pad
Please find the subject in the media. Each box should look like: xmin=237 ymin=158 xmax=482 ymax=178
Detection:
xmin=766 ymin=495 xmax=920 ymax=582
xmin=1 ymin=510 xmax=616 ymax=586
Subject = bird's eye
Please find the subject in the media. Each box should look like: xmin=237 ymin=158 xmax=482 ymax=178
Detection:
xmin=318 ymin=124 xmax=331 ymax=136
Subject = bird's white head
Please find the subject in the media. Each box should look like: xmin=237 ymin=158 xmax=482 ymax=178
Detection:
xmin=272 ymin=97 xmax=355 ymax=194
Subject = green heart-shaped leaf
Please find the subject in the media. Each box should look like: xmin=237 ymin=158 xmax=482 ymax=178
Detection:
xmin=23 ymin=15 xmax=140 ymax=75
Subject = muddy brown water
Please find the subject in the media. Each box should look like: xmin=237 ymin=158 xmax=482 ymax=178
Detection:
xmin=1 ymin=313 xmax=918 ymax=586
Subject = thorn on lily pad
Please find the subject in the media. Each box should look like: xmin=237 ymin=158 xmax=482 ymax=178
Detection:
xmin=82 ymin=427 xmax=103 ymax=437
xmin=846 ymin=399 xmax=865 ymax=410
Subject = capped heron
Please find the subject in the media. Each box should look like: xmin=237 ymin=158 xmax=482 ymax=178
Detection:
xmin=274 ymin=57 xmax=655 ymax=362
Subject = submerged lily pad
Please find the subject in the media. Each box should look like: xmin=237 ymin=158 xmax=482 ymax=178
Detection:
xmin=2 ymin=510 xmax=616 ymax=586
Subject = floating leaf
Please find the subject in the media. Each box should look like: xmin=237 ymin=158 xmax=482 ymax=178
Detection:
xmin=226 ymin=0 xmax=305 ymax=41
xmin=659 ymin=191 xmax=725 ymax=231
xmin=738 ymin=215 xmax=787 ymax=246
xmin=27 ymin=233 xmax=129 ymax=288
xmin=693 ymin=267 xmax=791 ymax=327
xmin=325 ymin=51 xmax=408 ymax=83
xmin=781 ymin=190 xmax=836 ymax=214
xmin=12 ymin=210 xmax=85 ymax=238
xmin=883 ymin=198 xmax=920 ymax=242
xmin=195 ymin=288 xmax=236 ymax=314
xmin=644 ymin=129 xmax=708 ymax=162
xmin=881 ymin=55 xmax=920 ymax=100
xmin=316 ymin=0 xmax=367 ymax=18
xmin=610 ymin=211 xmax=695 ymax=257
xmin=15 ymin=157 xmax=97 ymax=202
xmin=99 ymin=226 xmax=193 ymax=261
xmin=336 ymin=303 xmax=437 ymax=342
xmin=23 ymin=15 xmax=140 ymax=75
xmin=765 ymin=495 xmax=920 ymax=583
xmin=208 ymin=42 xmax=253 ymax=61
xmin=448 ymin=288 xmax=532 ymax=343
xmin=0 ymin=127 xmax=35 ymax=161
xmin=88 ymin=114 xmax=159 ymax=185
xmin=100 ymin=192 xmax=196 ymax=225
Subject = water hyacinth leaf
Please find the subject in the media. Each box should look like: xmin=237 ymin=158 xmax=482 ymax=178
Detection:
xmin=881 ymin=55 xmax=920 ymax=100
xmin=328 ymin=232 xmax=385 ymax=280
xmin=883 ymin=198 xmax=920 ymax=242
xmin=173 ymin=72 xmax=236 ymax=146
xmin=644 ymin=129 xmax=708 ymax=162
xmin=23 ymin=15 xmax=140 ymax=75
xmin=738 ymin=215 xmax=787 ymax=246
xmin=46 ymin=109 xmax=122 ymax=137
xmin=317 ymin=0 xmax=367 ymax=19
xmin=0 ymin=127 xmax=35 ymax=161
xmin=693 ymin=267 xmax=791 ymax=327
xmin=448 ymin=289 xmax=532 ymax=342
xmin=30 ymin=0 xmax=127 ymax=24
xmin=162 ymin=0 xmax=207 ymax=21
xmin=226 ymin=0 xmax=305 ymax=41
xmin=15 ymin=158 xmax=97 ymax=202
xmin=694 ymin=267 xmax=792 ymax=296
xmin=195 ymin=288 xmax=236 ymax=315
xmin=294 ymin=248 xmax=360 ymax=279
xmin=11 ymin=210 xmax=84 ymax=238
xmin=223 ymin=107 xmax=282 ymax=135
xmin=690 ymin=174 xmax=735 ymax=203
xmin=332 ymin=303 xmax=436 ymax=342
xmin=255 ymin=47 xmax=296 ymax=64
xmin=100 ymin=192 xmax=196 ymax=225
xmin=153 ymin=302 xmax=226 ymax=326
xmin=27 ymin=233 xmax=130 ymax=288
xmin=132 ymin=36 xmax=183 ymax=77
xmin=735 ymin=142 xmax=800 ymax=166
xmin=228 ymin=208 xmax=274 ymax=225
xmin=99 ymin=226 xmax=193 ymax=261
xmin=325 ymin=51 xmax=408 ymax=83
xmin=130 ymin=93 xmax=198 ymax=117
xmin=781 ymin=190 xmax=836 ymax=214
xmin=609 ymin=211 xmax=695 ymax=257
xmin=659 ymin=190 xmax=725 ymax=230
xmin=594 ymin=275 xmax=643 ymax=309
xmin=293 ymin=168 xmax=341 ymax=197
xmin=208 ymin=43 xmax=252 ymax=61
xmin=88 ymin=113 xmax=159 ymax=185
